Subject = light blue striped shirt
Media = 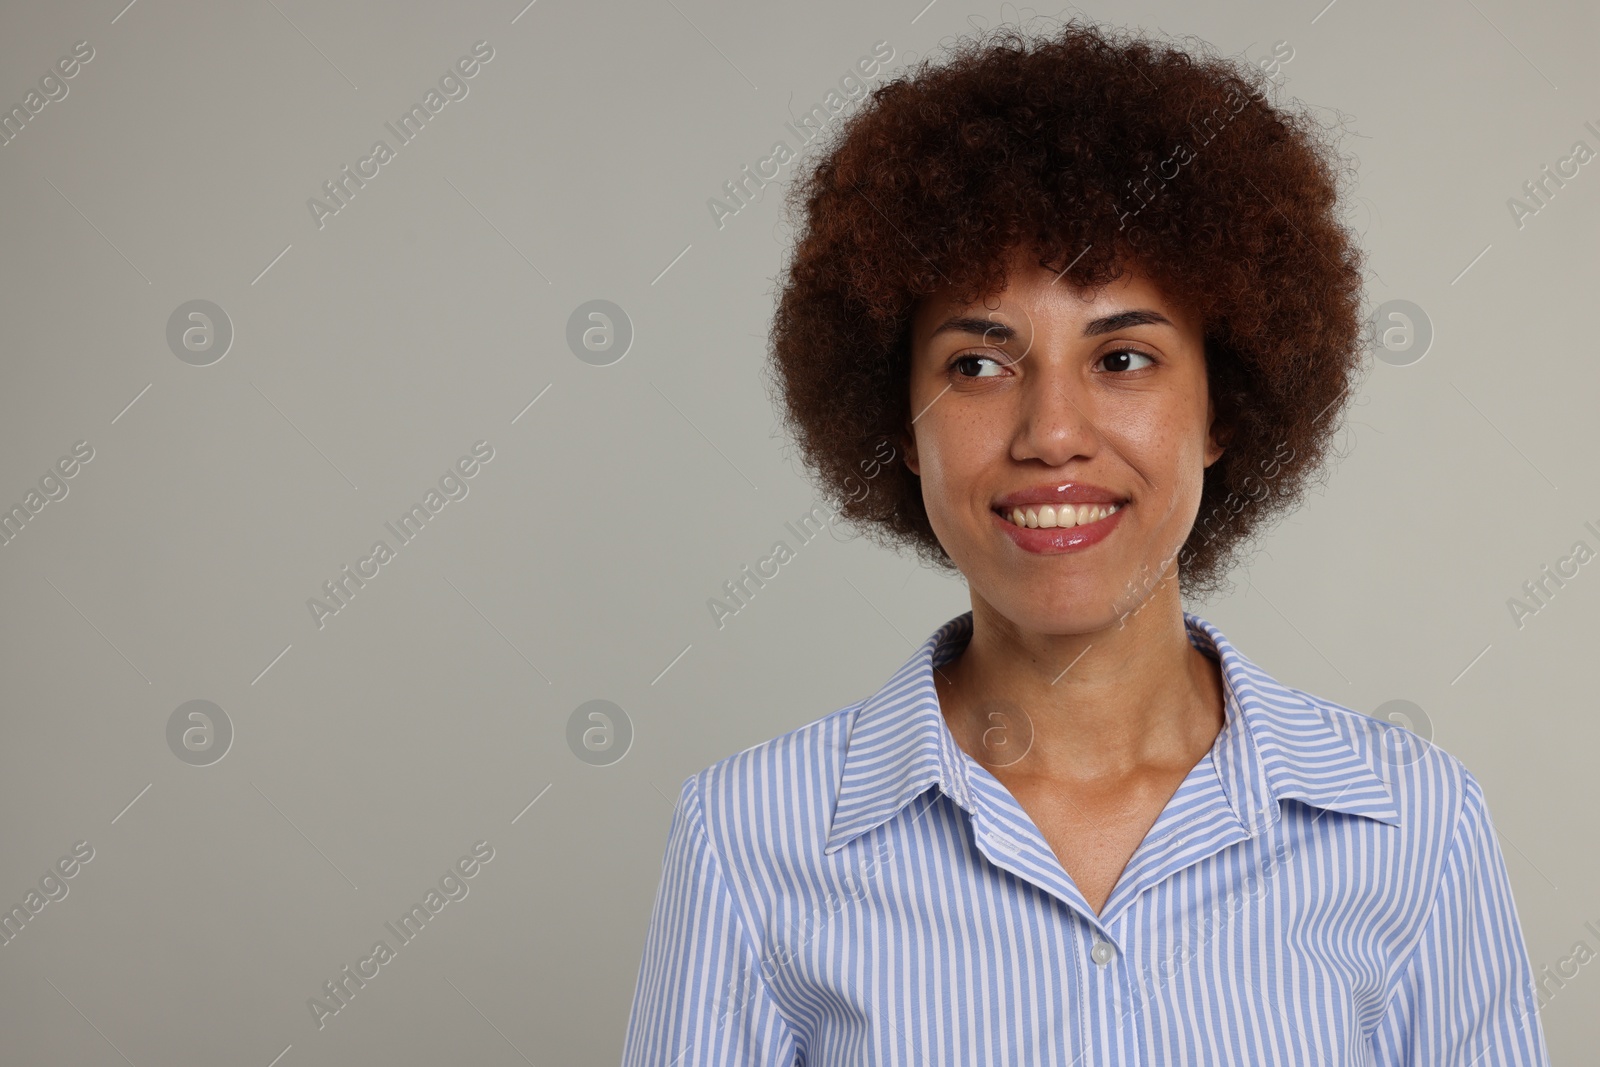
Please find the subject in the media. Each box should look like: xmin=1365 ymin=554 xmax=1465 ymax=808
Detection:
xmin=623 ymin=610 xmax=1551 ymax=1065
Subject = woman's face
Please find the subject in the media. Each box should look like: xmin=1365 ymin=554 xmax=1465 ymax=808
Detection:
xmin=902 ymin=245 xmax=1227 ymax=633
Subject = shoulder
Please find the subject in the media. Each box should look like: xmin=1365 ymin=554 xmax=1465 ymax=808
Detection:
xmin=1285 ymin=682 xmax=1488 ymax=855
xmin=671 ymin=701 xmax=862 ymax=858
xmin=1264 ymin=684 xmax=1531 ymax=979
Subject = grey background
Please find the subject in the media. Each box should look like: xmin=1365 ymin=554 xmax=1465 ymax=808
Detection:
xmin=1 ymin=0 xmax=1595 ymax=1062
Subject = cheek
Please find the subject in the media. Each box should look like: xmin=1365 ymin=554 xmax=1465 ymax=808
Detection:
xmin=912 ymin=415 xmax=990 ymax=517
xmin=1172 ymin=433 xmax=1210 ymax=491
xmin=1112 ymin=410 xmax=1210 ymax=511
xmin=1112 ymin=413 xmax=1181 ymax=475
xmin=911 ymin=435 xmax=957 ymax=513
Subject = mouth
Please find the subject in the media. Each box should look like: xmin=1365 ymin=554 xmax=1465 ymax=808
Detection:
xmin=992 ymin=501 xmax=1125 ymax=530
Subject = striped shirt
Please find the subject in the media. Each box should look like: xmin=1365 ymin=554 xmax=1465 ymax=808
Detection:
xmin=622 ymin=609 xmax=1551 ymax=1065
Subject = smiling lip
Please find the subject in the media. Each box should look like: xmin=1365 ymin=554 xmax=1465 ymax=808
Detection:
xmin=992 ymin=482 xmax=1128 ymax=509
xmin=991 ymin=494 xmax=1127 ymax=555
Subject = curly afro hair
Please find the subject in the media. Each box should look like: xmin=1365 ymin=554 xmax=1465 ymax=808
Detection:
xmin=765 ymin=18 xmax=1371 ymax=602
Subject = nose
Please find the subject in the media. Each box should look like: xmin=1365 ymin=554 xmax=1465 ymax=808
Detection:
xmin=1012 ymin=353 xmax=1099 ymax=467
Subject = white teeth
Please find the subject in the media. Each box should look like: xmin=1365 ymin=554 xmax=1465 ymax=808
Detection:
xmin=1005 ymin=502 xmax=1121 ymax=529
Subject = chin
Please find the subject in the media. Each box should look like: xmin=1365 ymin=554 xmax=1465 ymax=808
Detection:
xmin=982 ymin=581 xmax=1128 ymax=634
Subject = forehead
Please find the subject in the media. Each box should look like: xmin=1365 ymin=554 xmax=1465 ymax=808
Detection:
xmin=911 ymin=251 xmax=1192 ymax=341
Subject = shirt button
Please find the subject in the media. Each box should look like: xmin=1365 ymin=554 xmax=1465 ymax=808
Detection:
xmin=1091 ymin=939 xmax=1116 ymax=966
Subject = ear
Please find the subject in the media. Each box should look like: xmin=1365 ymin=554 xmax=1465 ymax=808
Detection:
xmin=900 ymin=422 xmax=920 ymax=477
xmin=1202 ymin=394 xmax=1232 ymax=468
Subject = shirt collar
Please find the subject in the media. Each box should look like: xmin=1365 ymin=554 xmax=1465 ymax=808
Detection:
xmin=822 ymin=609 xmax=1401 ymax=856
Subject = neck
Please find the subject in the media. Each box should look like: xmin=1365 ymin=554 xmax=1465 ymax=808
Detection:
xmin=936 ymin=584 xmax=1226 ymax=782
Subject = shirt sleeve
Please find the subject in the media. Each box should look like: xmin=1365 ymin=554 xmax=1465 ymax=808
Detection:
xmin=620 ymin=773 xmax=802 ymax=1067
xmin=1369 ymin=768 xmax=1552 ymax=1066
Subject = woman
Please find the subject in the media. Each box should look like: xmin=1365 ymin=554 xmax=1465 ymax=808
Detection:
xmin=623 ymin=20 xmax=1550 ymax=1066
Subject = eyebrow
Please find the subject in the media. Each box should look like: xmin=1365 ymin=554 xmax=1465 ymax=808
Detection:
xmin=928 ymin=307 xmax=1174 ymax=341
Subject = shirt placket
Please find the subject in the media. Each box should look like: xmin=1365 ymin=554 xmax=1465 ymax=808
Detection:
xmin=1075 ymin=912 xmax=1136 ymax=1067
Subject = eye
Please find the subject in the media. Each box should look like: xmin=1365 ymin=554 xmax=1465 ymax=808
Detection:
xmin=949 ymin=352 xmax=1009 ymax=378
xmin=1097 ymin=348 xmax=1156 ymax=373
